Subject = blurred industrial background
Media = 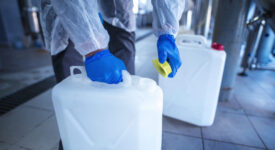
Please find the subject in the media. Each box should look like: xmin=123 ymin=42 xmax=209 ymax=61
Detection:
xmin=0 ymin=0 xmax=274 ymax=150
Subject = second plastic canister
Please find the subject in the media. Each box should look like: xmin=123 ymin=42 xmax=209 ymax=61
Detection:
xmin=159 ymin=35 xmax=226 ymax=126
xmin=52 ymin=66 xmax=163 ymax=150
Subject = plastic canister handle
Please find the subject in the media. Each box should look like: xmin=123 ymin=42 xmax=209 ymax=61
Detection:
xmin=152 ymin=59 xmax=172 ymax=78
xmin=70 ymin=66 xmax=131 ymax=88
xmin=70 ymin=66 xmax=87 ymax=79
xmin=176 ymin=34 xmax=207 ymax=47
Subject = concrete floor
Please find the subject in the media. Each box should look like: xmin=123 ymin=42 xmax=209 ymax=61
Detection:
xmin=0 ymin=48 xmax=54 ymax=99
xmin=0 ymin=34 xmax=275 ymax=150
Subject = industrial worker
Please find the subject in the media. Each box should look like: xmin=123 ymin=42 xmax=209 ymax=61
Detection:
xmin=40 ymin=0 xmax=186 ymax=149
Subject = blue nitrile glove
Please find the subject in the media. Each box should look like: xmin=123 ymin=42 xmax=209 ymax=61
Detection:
xmin=157 ymin=34 xmax=182 ymax=78
xmin=84 ymin=50 xmax=126 ymax=84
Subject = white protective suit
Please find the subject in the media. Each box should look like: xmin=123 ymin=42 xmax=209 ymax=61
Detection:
xmin=40 ymin=0 xmax=186 ymax=56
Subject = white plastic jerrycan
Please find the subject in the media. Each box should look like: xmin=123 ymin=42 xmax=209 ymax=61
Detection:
xmin=159 ymin=34 xmax=226 ymax=126
xmin=52 ymin=66 xmax=163 ymax=150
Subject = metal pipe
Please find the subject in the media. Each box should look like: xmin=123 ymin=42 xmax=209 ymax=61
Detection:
xmin=246 ymin=20 xmax=265 ymax=69
xmin=256 ymin=24 xmax=275 ymax=69
xmin=193 ymin=0 xmax=213 ymax=38
xmin=203 ymin=0 xmax=213 ymax=38
xmin=239 ymin=11 xmax=270 ymax=75
xmin=240 ymin=20 xmax=266 ymax=75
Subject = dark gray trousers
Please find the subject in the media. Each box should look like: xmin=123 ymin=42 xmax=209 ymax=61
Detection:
xmin=52 ymin=23 xmax=135 ymax=150
xmin=103 ymin=21 xmax=135 ymax=74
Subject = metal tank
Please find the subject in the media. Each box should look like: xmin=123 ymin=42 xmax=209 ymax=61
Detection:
xmin=212 ymin=0 xmax=250 ymax=101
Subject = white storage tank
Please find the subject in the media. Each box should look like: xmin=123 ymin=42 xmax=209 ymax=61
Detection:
xmin=160 ymin=35 xmax=226 ymax=126
xmin=52 ymin=66 xmax=163 ymax=150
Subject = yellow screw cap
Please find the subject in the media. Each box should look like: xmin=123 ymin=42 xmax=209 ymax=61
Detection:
xmin=152 ymin=59 xmax=172 ymax=78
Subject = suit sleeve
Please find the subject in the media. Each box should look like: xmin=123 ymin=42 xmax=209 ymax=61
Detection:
xmin=51 ymin=0 xmax=109 ymax=55
xmin=151 ymin=0 xmax=186 ymax=37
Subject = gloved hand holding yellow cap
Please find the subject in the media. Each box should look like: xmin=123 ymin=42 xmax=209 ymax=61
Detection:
xmin=154 ymin=34 xmax=182 ymax=78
